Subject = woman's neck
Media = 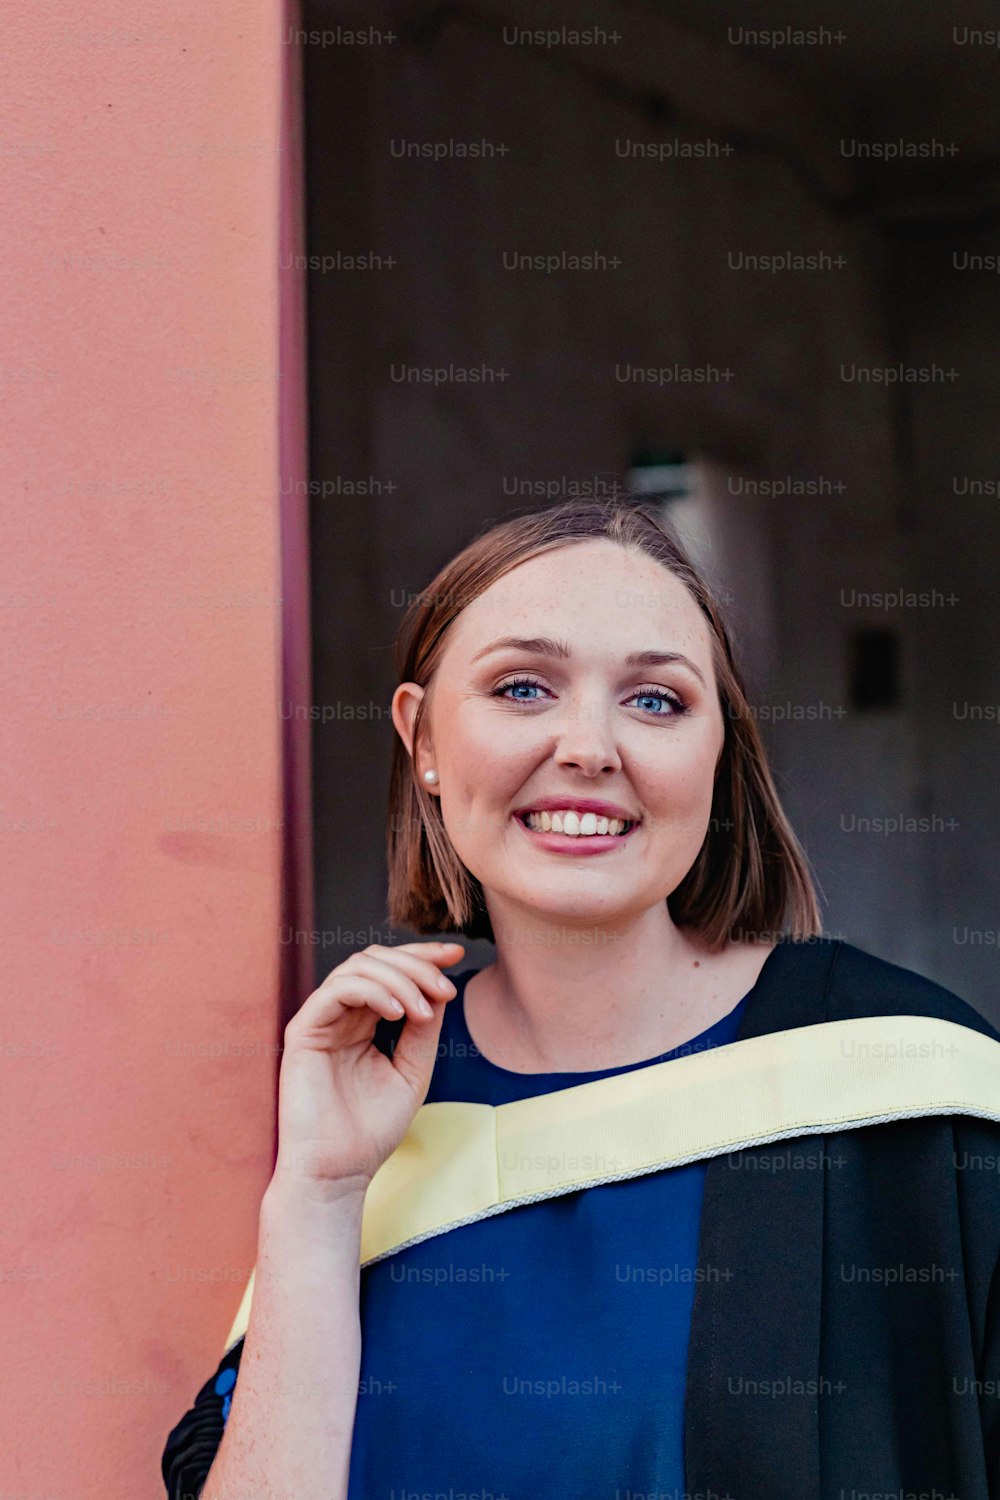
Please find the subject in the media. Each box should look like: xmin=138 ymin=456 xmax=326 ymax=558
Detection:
xmin=462 ymin=914 xmax=777 ymax=1074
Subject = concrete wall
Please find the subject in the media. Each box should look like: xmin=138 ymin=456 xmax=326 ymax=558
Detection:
xmin=306 ymin=13 xmax=997 ymax=1014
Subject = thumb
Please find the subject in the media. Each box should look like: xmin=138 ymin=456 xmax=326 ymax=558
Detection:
xmin=388 ymin=997 xmax=450 ymax=1101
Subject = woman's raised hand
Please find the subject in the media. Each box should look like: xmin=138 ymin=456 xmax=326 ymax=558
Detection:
xmin=272 ymin=941 xmax=466 ymax=1194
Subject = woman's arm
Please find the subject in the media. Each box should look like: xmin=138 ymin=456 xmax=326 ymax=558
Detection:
xmin=199 ymin=1169 xmax=368 ymax=1500
xmin=167 ymin=939 xmax=464 ymax=1498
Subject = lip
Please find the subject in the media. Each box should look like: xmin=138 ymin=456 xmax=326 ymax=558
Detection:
xmin=511 ymin=795 xmax=642 ymax=823
xmin=513 ymin=810 xmax=640 ymax=855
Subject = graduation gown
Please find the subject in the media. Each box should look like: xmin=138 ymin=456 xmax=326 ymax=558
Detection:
xmin=161 ymin=935 xmax=1000 ymax=1499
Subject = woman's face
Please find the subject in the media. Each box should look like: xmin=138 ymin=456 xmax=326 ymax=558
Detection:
xmin=395 ymin=538 xmax=726 ymax=931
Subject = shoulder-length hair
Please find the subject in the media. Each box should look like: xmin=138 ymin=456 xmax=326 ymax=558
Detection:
xmin=387 ymin=498 xmax=823 ymax=951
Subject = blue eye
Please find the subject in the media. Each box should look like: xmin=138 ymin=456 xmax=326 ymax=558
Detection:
xmin=492 ymin=677 xmax=547 ymax=701
xmin=492 ymin=678 xmax=687 ymax=717
xmin=628 ymin=689 xmax=686 ymax=716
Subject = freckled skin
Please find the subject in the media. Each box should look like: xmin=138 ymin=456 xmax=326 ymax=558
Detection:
xmin=396 ymin=538 xmax=724 ymax=929
xmin=390 ymin=537 xmax=774 ymax=1072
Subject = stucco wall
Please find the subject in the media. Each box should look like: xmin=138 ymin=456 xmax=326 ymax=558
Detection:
xmin=0 ymin=3 xmax=305 ymax=1492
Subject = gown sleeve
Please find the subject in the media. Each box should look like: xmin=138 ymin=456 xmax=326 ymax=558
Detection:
xmin=984 ymin=1246 xmax=1000 ymax=1500
xmin=160 ymin=1334 xmax=245 ymax=1499
xmin=161 ymin=1019 xmax=403 ymax=1494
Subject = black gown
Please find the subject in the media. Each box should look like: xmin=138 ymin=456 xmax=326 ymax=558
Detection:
xmin=162 ymin=936 xmax=1000 ymax=1499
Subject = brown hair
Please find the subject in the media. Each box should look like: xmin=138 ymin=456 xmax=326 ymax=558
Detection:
xmin=386 ymin=498 xmax=823 ymax=951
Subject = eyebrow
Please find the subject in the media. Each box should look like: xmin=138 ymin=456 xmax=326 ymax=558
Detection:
xmin=469 ymin=635 xmax=708 ymax=687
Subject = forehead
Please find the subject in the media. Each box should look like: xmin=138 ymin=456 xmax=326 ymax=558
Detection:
xmin=444 ymin=538 xmax=714 ymax=663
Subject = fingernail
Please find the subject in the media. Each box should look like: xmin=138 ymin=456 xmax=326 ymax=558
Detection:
xmin=419 ymin=1000 xmax=434 ymax=1018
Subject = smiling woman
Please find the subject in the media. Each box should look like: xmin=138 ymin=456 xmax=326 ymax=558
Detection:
xmin=385 ymin=502 xmax=820 ymax=968
xmin=163 ymin=499 xmax=1000 ymax=1500
xmin=383 ymin=500 xmax=823 ymax=1074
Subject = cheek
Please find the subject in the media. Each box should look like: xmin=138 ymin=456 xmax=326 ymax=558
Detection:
xmin=437 ymin=713 xmax=492 ymax=792
xmin=640 ymin=726 xmax=722 ymax=817
xmin=447 ymin=710 xmax=539 ymax=785
xmin=446 ymin=704 xmax=503 ymax=760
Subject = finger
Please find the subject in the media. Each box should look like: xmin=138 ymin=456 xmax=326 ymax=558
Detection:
xmin=287 ymin=973 xmax=415 ymax=1036
xmin=389 ymin=941 xmax=466 ymax=956
xmin=349 ymin=946 xmax=464 ymax=1006
xmin=365 ymin=940 xmax=466 ymax=979
xmin=388 ymin=988 xmax=451 ymax=1095
xmin=364 ymin=940 xmax=465 ymax=963
xmin=341 ymin=954 xmax=441 ymax=1022
xmin=289 ymin=941 xmax=466 ymax=1035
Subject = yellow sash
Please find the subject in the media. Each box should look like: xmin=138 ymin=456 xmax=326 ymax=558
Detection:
xmin=221 ymin=1012 xmax=1000 ymax=1355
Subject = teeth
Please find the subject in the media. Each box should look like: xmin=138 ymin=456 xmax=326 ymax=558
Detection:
xmin=522 ymin=810 xmax=633 ymax=837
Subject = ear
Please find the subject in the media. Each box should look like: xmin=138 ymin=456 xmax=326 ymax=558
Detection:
xmin=391 ymin=682 xmax=434 ymax=782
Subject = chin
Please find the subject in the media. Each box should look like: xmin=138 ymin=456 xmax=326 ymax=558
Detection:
xmin=506 ymin=888 xmax=641 ymax=925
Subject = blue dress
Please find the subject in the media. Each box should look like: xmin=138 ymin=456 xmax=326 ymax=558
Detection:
xmin=162 ymin=967 xmax=754 ymax=1500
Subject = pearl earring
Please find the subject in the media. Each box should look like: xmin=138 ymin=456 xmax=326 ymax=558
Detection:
xmin=423 ymin=768 xmax=439 ymax=785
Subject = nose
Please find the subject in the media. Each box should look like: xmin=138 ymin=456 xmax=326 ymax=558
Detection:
xmin=551 ymin=700 xmax=622 ymax=776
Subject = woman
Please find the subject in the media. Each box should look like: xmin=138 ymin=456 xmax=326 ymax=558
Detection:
xmin=162 ymin=499 xmax=1000 ymax=1500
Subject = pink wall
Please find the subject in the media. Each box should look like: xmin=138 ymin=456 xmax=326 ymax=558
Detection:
xmin=0 ymin=2 xmax=309 ymax=1493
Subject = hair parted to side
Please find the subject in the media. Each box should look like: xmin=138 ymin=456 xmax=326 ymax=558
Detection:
xmin=387 ymin=498 xmax=823 ymax=952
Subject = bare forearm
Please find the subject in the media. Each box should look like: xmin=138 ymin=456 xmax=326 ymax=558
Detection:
xmin=201 ymin=1172 xmax=368 ymax=1500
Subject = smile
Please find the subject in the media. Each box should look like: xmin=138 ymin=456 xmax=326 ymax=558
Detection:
xmin=513 ymin=809 xmax=640 ymax=853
